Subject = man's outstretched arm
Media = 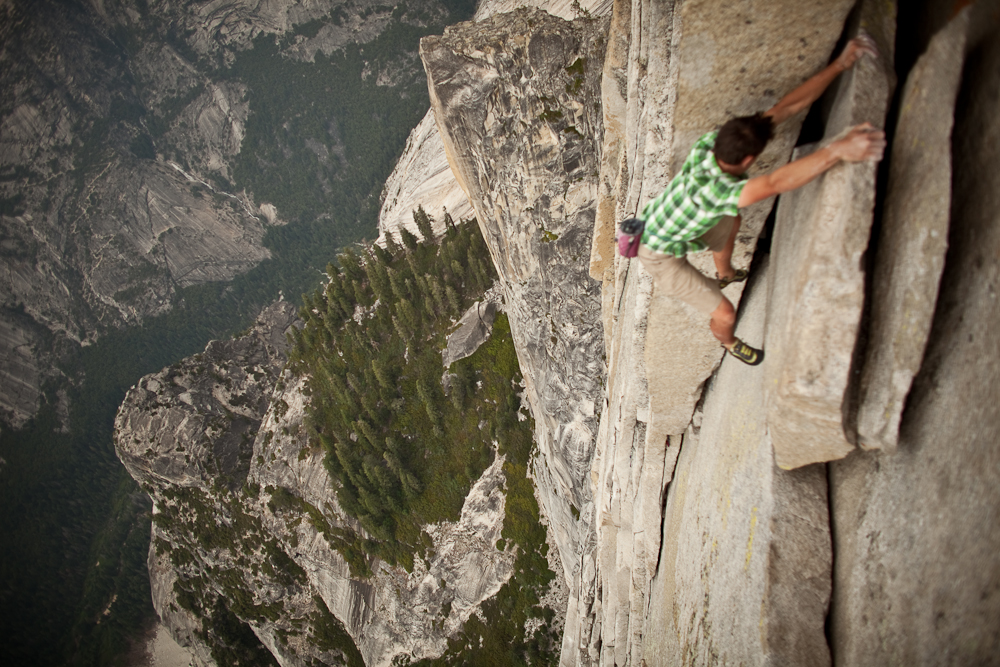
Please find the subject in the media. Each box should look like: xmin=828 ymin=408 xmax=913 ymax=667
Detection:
xmin=763 ymin=35 xmax=878 ymax=126
xmin=737 ymin=123 xmax=886 ymax=208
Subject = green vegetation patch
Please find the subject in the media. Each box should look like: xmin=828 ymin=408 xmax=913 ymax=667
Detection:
xmin=404 ymin=296 xmax=560 ymax=666
xmin=289 ymin=212 xmax=498 ymax=575
xmin=293 ymin=212 xmax=561 ymax=665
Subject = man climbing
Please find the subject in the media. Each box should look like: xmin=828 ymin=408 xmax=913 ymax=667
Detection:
xmin=632 ymin=35 xmax=887 ymax=365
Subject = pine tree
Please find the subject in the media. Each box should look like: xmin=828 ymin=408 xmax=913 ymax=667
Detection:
xmin=450 ymin=259 xmax=464 ymax=282
xmin=445 ymin=284 xmax=461 ymax=316
xmin=426 ymin=273 xmax=446 ymax=314
xmin=400 ymin=227 xmax=419 ymax=251
xmin=413 ymin=205 xmax=434 ymax=243
xmin=384 ymin=233 xmax=400 ymax=256
xmin=388 ymin=267 xmax=408 ymax=302
xmin=338 ymin=247 xmax=365 ymax=284
xmin=371 ymin=357 xmax=394 ymax=391
xmin=372 ymin=243 xmax=392 ymax=265
xmin=391 ymin=314 xmax=410 ymax=341
xmin=397 ymin=299 xmax=419 ymax=332
xmin=365 ymin=257 xmax=390 ymax=302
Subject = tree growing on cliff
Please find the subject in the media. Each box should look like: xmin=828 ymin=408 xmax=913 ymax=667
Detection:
xmin=288 ymin=217 xmax=503 ymax=572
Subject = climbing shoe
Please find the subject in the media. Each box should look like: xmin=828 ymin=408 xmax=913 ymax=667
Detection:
xmin=719 ymin=268 xmax=748 ymax=289
xmin=727 ymin=338 xmax=764 ymax=366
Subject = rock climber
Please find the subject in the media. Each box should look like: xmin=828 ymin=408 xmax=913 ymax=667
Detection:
xmin=629 ymin=35 xmax=887 ymax=365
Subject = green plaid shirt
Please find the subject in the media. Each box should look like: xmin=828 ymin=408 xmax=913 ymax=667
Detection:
xmin=640 ymin=131 xmax=746 ymax=257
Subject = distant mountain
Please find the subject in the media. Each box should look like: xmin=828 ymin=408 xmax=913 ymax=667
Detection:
xmin=0 ymin=0 xmax=475 ymax=663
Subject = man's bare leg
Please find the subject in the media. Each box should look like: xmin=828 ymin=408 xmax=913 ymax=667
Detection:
xmin=711 ymin=292 xmax=765 ymax=365
xmin=709 ymin=297 xmax=737 ymax=348
xmin=712 ymin=214 xmax=742 ymax=282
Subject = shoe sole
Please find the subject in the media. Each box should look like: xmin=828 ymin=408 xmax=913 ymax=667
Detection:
xmin=719 ymin=269 xmax=749 ymax=289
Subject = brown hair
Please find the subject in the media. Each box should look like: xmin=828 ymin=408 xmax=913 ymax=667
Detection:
xmin=714 ymin=114 xmax=774 ymax=164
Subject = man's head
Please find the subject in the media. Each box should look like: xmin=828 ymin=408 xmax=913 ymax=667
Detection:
xmin=714 ymin=113 xmax=774 ymax=172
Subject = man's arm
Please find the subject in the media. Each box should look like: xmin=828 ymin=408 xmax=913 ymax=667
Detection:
xmin=763 ymin=35 xmax=878 ymax=126
xmin=737 ymin=123 xmax=886 ymax=208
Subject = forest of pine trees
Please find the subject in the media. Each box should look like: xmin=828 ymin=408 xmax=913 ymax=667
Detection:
xmin=289 ymin=212 xmax=507 ymax=573
xmin=283 ymin=211 xmax=562 ymax=664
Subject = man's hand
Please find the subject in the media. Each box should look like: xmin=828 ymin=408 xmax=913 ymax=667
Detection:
xmin=832 ymin=123 xmax=887 ymax=163
xmin=765 ymin=34 xmax=879 ymax=125
xmin=833 ymin=35 xmax=879 ymax=72
xmin=738 ymin=123 xmax=887 ymax=208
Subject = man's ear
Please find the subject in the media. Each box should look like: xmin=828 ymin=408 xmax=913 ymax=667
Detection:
xmin=740 ymin=155 xmax=756 ymax=172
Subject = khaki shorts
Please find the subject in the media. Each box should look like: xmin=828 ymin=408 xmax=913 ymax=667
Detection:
xmin=637 ymin=216 xmax=735 ymax=316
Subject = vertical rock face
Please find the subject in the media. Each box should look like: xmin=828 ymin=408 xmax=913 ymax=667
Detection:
xmin=578 ymin=0 xmax=854 ymax=663
xmin=853 ymin=7 xmax=969 ymax=452
xmin=420 ymin=6 xmax=610 ymax=642
xmin=830 ymin=4 xmax=1000 ymax=663
xmin=644 ymin=259 xmax=833 ymax=667
xmin=586 ymin=0 xmax=999 ymax=665
xmin=765 ymin=2 xmax=897 ymax=470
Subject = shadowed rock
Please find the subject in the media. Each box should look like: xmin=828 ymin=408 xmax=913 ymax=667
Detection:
xmin=830 ymin=8 xmax=1000 ymax=661
xmin=854 ymin=6 xmax=970 ymax=452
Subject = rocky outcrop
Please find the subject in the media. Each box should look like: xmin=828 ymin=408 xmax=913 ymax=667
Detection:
xmin=765 ymin=3 xmax=897 ymax=470
xmin=376 ymin=0 xmax=613 ymax=247
xmin=377 ymin=110 xmax=475 ymax=245
xmin=853 ymin=7 xmax=969 ymax=452
xmin=442 ymin=288 xmax=501 ymax=368
xmin=116 ymin=301 xmax=341 ymax=667
xmin=421 ymin=9 xmax=611 ymax=656
xmin=475 ymin=0 xmax=614 ymax=21
xmin=115 ymin=296 xmax=528 ymax=666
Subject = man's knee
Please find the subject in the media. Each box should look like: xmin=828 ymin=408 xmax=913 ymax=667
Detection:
xmin=711 ymin=297 xmax=736 ymax=326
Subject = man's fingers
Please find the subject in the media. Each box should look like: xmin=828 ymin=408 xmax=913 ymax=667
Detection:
xmin=864 ymin=135 xmax=887 ymax=161
xmin=856 ymin=34 xmax=878 ymax=56
xmin=839 ymin=124 xmax=886 ymax=162
xmin=841 ymin=35 xmax=878 ymax=66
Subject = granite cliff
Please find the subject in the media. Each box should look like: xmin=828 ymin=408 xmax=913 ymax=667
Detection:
xmin=113 ymin=0 xmax=1000 ymax=665
xmin=116 ymin=297 xmax=538 ymax=666
xmin=422 ymin=0 xmax=1000 ymax=664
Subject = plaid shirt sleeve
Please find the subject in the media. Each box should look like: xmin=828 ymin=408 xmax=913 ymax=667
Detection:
xmin=640 ymin=131 xmax=746 ymax=257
